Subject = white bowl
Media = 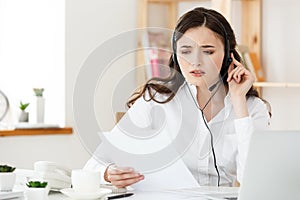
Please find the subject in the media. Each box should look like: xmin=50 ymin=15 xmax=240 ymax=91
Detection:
xmin=0 ymin=173 xmax=16 ymax=191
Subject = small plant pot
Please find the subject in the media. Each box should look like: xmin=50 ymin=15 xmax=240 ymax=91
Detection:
xmin=0 ymin=173 xmax=16 ymax=191
xmin=36 ymin=97 xmax=45 ymax=123
xmin=25 ymin=187 xmax=49 ymax=200
xmin=19 ymin=111 xmax=29 ymax=122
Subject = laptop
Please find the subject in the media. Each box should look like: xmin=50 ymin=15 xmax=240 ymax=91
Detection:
xmin=238 ymin=130 xmax=300 ymax=200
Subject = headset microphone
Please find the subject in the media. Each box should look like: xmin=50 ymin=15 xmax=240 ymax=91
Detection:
xmin=208 ymin=81 xmax=219 ymax=92
xmin=208 ymin=75 xmax=222 ymax=92
xmin=208 ymin=69 xmax=230 ymax=92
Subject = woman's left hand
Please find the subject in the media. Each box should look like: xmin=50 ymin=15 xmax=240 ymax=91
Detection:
xmin=227 ymin=53 xmax=255 ymax=98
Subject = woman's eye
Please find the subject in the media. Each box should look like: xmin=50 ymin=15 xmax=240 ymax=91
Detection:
xmin=203 ymin=50 xmax=214 ymax=55
xmin=180 ymin=50 xmax=191 ymax=54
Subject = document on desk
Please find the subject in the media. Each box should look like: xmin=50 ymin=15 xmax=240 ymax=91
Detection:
xmin=132 ymin=158 xmax=200 ymax=191
xmin=97 ymin=130 xmax=200 ymax=191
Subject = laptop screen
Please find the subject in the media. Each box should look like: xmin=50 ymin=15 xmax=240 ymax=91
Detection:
xmin=239 ymin=131 xmax=300 ymax=200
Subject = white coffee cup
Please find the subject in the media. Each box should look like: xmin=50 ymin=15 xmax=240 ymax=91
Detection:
xmin=71 ymin=169 xmax=101 ymax=193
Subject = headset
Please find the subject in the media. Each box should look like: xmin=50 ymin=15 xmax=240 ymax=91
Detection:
xmin=171 ymin=10 xmax=233 ymax=187
xmin=172 ymin=12 xmax=232 ymax=92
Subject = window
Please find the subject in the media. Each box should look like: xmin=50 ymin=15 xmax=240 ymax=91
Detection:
xmin=0 ymin=0 xmax=65 ymax=125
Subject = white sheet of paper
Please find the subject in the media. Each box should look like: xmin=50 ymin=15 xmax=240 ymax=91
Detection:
xmin=131 ymin=158 xmax=200 ymax=191
xmin=97 ymin=126 xmax=200 ymax=191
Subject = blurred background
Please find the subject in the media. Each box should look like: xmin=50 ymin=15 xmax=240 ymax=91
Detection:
xmin=0 ymin=0 xmax=299 ymax=170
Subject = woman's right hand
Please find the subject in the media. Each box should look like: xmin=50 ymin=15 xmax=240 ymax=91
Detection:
xmin=104 ymin=165 xmax=144 ymax=188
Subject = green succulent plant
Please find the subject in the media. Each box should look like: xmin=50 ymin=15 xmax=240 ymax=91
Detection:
xmin=33 ymin=88 xmax=44 ymax=97
xmin=0 ymin=165 xmax=16 ymax=173
xmin=26 ymin=181 xmax=48 ymax=188
xmin=19 ymin=101 xmax=30 ymax=111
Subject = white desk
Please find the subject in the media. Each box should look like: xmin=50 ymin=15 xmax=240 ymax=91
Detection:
xmin=48 ymin=192 xmax=211 ymax=200
xmin=48 ymin=187 xmax=239 ymax=200
xmin=7 ymin=186 xmax=237 ymax=200
xmin=48 ymin=192 xmax=196 ymax=200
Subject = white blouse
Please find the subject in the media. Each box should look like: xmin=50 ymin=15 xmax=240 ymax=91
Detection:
xmin=84 ymin=83 xmax=270 ymax=187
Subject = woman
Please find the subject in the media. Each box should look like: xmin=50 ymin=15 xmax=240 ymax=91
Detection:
xmin=85 ymin=7 xmax=270 ymax=188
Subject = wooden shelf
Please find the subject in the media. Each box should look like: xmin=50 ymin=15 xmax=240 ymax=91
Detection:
xmin=254 ymin=82 xmax=300 ymax=88
xmin=0 ymin=127 xmax=73 ymax=137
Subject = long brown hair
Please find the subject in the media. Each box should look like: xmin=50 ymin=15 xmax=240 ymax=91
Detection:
xmin=127 ymin=7 xmax=259 ymax=108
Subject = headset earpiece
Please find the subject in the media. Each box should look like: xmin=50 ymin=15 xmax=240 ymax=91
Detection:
xmin=226 ymin=56 xmax=233 ymax=68
xmin=224 ymin=37 xmax=232 ymax=69
xmin=172 ymin=53 xmax=176 ymax=63
xmin=171 ymin=31 xmax=178 ymax=65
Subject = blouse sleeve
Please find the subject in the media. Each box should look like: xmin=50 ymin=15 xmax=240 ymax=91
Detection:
xmin=235 ymin=97 xmax=270 ymax=183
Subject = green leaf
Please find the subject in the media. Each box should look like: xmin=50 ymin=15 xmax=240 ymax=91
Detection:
xmin=26 ymin=181 xmax=48 ymax=188
xmin=40 ymin=182 xmax=48 ymax=188
xmin=0 ymin=165 xmax=16 ymax=172
xmin=33 ymin=88 xmax=44 ymax=97
xmin=19 ymin=101 xmax=30 ymax=111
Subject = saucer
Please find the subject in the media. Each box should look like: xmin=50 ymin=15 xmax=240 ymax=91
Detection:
xmin=60 ymin=188 xmax=112 ymax=199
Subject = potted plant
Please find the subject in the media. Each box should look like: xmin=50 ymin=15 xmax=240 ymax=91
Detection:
xmin=19 ymin=101 xmax=30 ymax=122
xmin=0 ymin=165 xmax=16 ymax=191
xmin=33 ymin=88 xmax=44 ymax=97
xmin=25 ymin=181 xmax=49 ymax=200
xmin=33 ymin=88 xmax=45 ymax=123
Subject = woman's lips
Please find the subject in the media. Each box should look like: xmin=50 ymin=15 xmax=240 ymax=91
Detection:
xmin=190 ymin=70 xmax=205 ymax=77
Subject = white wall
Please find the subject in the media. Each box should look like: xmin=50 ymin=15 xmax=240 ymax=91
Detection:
xmin=262 ymin=0 xmax=300 ymax=130
xmin=66 ymin=0 xmax=137 ymax=130
xmin=0 ymin=134 xmax=88 ymax=170
xmin=65 ymin=0 xmax=138 ymax=166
